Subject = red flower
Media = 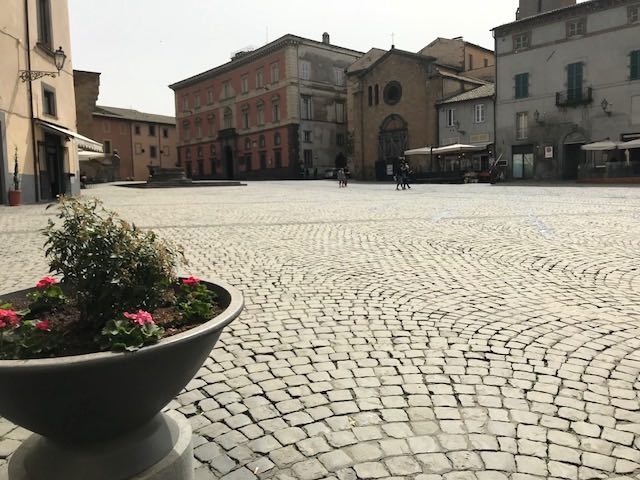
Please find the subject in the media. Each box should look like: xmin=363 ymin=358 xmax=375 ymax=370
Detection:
xmin=0 ymin=309 xmax=20 ymax=329
xmin=35 ymin=320 xmax=52 ymax=332
xmin=123 ymin=310 xmax=154 ymax=326
xmin=182 ymin=276 xmax=201 ymax=287
xmin=36 ymin=276 xmax=58 ymax=289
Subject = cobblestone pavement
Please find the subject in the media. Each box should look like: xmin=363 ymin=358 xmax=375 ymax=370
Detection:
xmin=2 ymin=181 xmax=640 ymax=480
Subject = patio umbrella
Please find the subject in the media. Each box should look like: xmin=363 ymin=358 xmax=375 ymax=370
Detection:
xmin=430 ymin=143 xmax=485 ymax=154
xmin=618 ymin=138 xmax=640 ymax=149
xmin=404 ymin=147 xmax=434 ymax=156
xmin=581 ymin=140 xmax=619 ymax=151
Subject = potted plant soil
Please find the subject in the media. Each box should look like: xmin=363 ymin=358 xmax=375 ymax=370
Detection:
xmin=0 ymin=198 xmax=243 ymax=480
xmin=8 ymin=148 xmax=21 ymax=207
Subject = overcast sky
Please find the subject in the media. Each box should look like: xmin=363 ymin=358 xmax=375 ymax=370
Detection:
xmin=68 ymin=1 xmax=520 ymax=116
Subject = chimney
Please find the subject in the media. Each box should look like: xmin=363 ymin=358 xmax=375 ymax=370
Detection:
xmin=322 ymin=32 xmax=330 ymax=44
xmin=517 ymin=0 xmax=576 ymax=19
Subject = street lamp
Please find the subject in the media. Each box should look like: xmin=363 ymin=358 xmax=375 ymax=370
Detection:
xmin=19 ymin=46 xmax=67 ymax=82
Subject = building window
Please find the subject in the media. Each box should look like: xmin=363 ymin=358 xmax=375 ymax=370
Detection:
xmin=135 ymin=125 xmax=141 ymax=135
xmin=42 ymin=85 xmax=56 ymax=116
xmin=207 ymin=89 xmax=214 ymax=104
xmin=468 ymin=54 xmax=474 ymax=70
xmin=303 ymin=130 xmax=312 ymax=143
xmin=37 ymin=0 xmax=52 ymax=49
xmin=194 ymin=94 xmax=201 ymax=109
xmin=135 ymin=143 xmax=143 ymax=155
xmin=149 ymin=125 xmax=156 ymax=136
xmin=566 ymin=18 xmax=586 ymax=37
xmin=197 ymin=159 xmax=204 ymax=176
xmin=484 ymin=58 xmax=489 ymax=68
xmin=245 ymin=138 xmax=252 ymax=151
xmin=446 ymin=108 xmax=456 ymax=127
xmin=272 ymin=98 xmax=281 ymax=122
xmin=257 ymin=101 xmax=265 ymax=125
xmin=301 ymin=96 xmax=313 ymax=120
xmin=183 ymin=122 xmax=191 ymax=141
xmin=274 ymin=149 xmax=282 ymax=168
xmin=515 ymin=72 xmax=529 ymax=99
xmin=631 ymin=50 xmax=640 ymax=80
xmin=223 ymin=81 xmax=231 ymax=99
xmin=303 ymin=149 xmax=313 ymax=167
xmin=516 ymin=112 xmax=528 ymax=140
xmin=271 ymin=62 xmax=280 ymax=83
xmin=208 ymin=115 xmax=215 ymax=136
xmin=567 ymin=62 xmax=584 ymax=102
xmin=259 ymin=135 xmax=266 ymax=148
xmin=334 ymin=67 xmax=345 ymax=86
xmin=223 ymin=108 xmax=232 ymax=129
xmin=183 ymin=96 xmax=189 ymax=112
xmin=375 ymin=85 xmax=380 ymax=105
xmin=300 ymin=60 xmax=311 ymax=81
xmin=150 ymin=146 xmax=157 ymax=159
xmin=185 ymin=148 xmax=191 ymax=160
xmin=383 ymin=81 xmax=402 ymax=105
xmin=335 ymin=102 xmax=345 ymax=124
xmin=336 ymin=133 xmax=345 ymax=146
xmin=103 ymin=121 xmax=110 ymax=133
xmin=242 ymin=107 xmax=250 ymax=129
xmin=513 ymin=32 xmax=530 ymax=51
xmin=195 ymin=119 xmax=202 ymax=139
xmin=162 ymin=128 xmax=169 ymax=138
xmin=256 ymin=69 xmax=264 ymax=89
xmin=241 ymin=75 xmax=249 ymax=94
xmin=274 ymin=132 xmax=281 ymax=146
xmin=474 ymin=104 xmax=486 ymax=123
xmin=210 ymin=143 xmax=216 ymax=157
xmin=629 ymin=5 xmax=639 ymax=23
xmin=104 ymin=140 xmax=112 ymax=154
xmin=368 ymin=86 xmax=373 ymax=107
xmin=197 ymin=146 xmax=203 ymax=158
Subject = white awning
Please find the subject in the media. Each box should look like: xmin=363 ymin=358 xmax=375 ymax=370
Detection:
xmin=36 ymin=119 xmax=104 ymax=153
xmin=619 ymin=139 xmax=640 ymax=150
xmin=78 ymin=151 xmax=106 ymax=161
xmin=581 ymin=140 xmax=618 ymax=151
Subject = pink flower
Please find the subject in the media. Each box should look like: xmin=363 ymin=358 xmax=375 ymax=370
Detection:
xmin=35 ymin=320 xmax=51 ymax=332
xmin=123 ymin=310 xmax=154 ymax=326
xmin=36 ymin=276 xmax=58 ymax=289
xmin=0 ymin=309 xmax=20 ymax=329
xmin=182 ymin=276 xmax=201 ymax=287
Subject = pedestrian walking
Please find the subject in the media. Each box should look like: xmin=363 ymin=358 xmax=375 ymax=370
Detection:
xmin=337 ymin=168 xmax=346 ymax=188
xmin=402 ymin=161 xmax=412 ymax=190
xmin=396 ymin=162 xmax=407 ymax=190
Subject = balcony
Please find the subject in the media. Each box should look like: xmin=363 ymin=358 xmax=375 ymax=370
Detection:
xmin=556 ymin=87 xmax=593 ymax=107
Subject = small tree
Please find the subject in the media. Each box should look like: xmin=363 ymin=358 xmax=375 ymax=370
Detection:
xmin=12 ymin=147 xmax=19 ymax=191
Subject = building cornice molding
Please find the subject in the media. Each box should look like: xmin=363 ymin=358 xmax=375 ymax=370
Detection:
xmin=493 ymin=0 xmax=637 ymax=35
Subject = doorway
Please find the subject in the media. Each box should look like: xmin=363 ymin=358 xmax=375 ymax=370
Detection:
xmin=39 ymin=133 xmax=65 ymax=201
xmin=563 ymin=144 xmax=584 ymax=180
xmin=225 ymin=146 xmax=234 ymax=180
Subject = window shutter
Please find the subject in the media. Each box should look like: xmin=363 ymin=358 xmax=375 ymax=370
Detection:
xmin=631 ymin=51 xmax=640 ymax=80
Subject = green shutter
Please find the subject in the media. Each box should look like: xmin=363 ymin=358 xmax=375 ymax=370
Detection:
xmin=632 ymin=50 xmax=640 ymax=80
xmin=568 ymin=63 xmax=583 ymax=100
xmin=515 ymin=73 xmax=529 ymax=98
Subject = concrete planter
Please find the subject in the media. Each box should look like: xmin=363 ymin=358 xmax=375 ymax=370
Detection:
xmin=0 ymin=278 xmax=243 ymax=480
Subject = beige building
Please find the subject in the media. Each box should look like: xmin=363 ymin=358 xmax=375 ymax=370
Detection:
xmin=347 ymin=39 xmax=494 ymax=180
xmin=0 ymin=0 xmax=101 ymax=204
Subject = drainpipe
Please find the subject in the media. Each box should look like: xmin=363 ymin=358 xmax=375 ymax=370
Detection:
xmin=360 ymin=79 xmax=364 ymax=179
xmin=493 ymin=30 xmax=499 ymax=176
xmin=25 ymin=0 xmax=40 ymax=202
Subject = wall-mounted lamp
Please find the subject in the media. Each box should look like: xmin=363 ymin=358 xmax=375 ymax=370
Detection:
xmin=19 ymin=47 xmax=66 ymax=82
xmin=533 ymin=109 xmax=544 ymax=124
xmin=601 ymin=98 xmax=612 ymax=116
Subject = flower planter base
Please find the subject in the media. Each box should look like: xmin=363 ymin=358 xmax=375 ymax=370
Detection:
xmin=7 ymin=411 xmax=194 ymax=480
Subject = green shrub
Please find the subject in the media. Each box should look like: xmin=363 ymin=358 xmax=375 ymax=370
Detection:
xmin=44 ymin=198 xmax=181 ymax=329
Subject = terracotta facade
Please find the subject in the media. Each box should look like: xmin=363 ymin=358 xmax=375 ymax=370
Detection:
xmin=170 ymin=34 xmax=362 ymax=180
